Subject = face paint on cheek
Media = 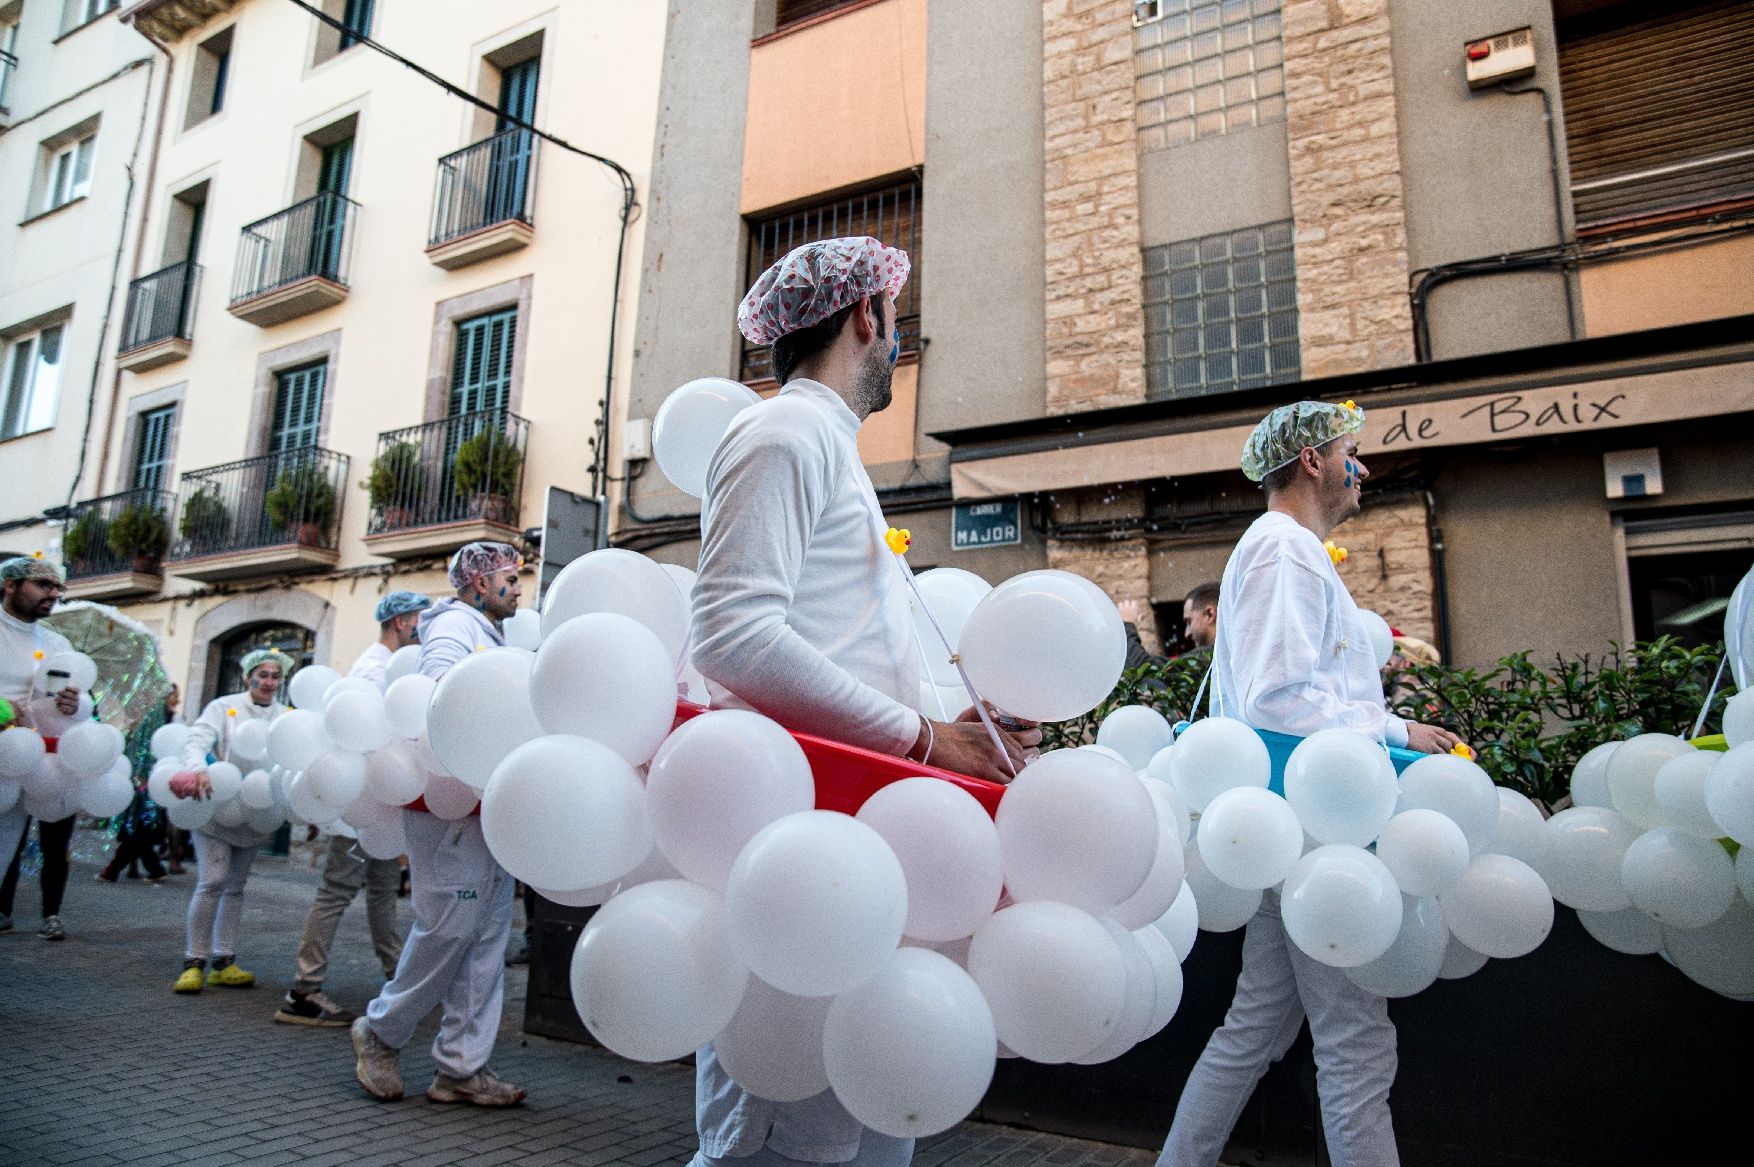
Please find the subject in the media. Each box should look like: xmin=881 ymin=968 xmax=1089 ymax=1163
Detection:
xmin=1343 ymin=459 xmax=1359 ymax=489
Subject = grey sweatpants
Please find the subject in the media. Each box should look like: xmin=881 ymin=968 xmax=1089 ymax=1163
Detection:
xmin=363 ymin=811 xmax=514 ymax=1079
xmin=1156 ymin=892 xmax=1400 ymax=1167
xmin=292 ymin=834 xmax=405 ymax=991
xmin=186 ymin=833 xmax=256 ymax=961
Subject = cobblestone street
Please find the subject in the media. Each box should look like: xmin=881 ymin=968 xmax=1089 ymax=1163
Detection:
xmin=0 ymin=831 xmax=1159 ymax=1167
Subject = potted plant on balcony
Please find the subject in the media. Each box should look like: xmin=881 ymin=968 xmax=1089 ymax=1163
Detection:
xmin=180 ymin=486 xmax=229 ymax=554
xmin=106 ymin=503 xmax=171 ymax=576
xmin=452 ymin=428 xmax=522 ymax=525
xmin=60 ymin=510 xmax=112 ymax=575
xmin=362 ymin=440 xmax=424 ymax=531
xmin=265 ymin=460 xmax=337 ymax=547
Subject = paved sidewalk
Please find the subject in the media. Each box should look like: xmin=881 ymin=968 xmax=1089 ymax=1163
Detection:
xmin=1 ymin=829 xmax=1158 ymax=1167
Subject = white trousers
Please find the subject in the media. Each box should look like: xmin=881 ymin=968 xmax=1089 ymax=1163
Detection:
xmin=364 ymin=811 xmax=514 ymax=1080
xmin=1157 ymin=893 xmax=1400 ymax=1167
xmin=186 ymin=834 xmax=257 ymax=960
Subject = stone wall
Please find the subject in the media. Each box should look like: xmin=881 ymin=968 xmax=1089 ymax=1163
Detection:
xmin=1333 ymin=493 xmax=1437 ymax=648
xmin=1282 ymin=0 xmax=1416 ymax=378
xmin=1041 ymin=0 xmax=1146 ymax=414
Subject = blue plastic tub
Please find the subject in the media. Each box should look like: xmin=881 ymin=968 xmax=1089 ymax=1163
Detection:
xmin=1175 ymin=722 xmax=1422 ymax=796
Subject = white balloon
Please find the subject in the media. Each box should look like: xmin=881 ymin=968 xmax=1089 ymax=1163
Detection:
xmin=1281 ymin=844 xmax=1403 ymax=967
xmin=1649 ymin=750 xmax=1722 ymax=839
xmin=966 ymin=901 xmax=1125 ymax=1064
xmin=55 ymin=721 xmax=123 ymax=782
xmin=857 ymin=778 xmax=1003 ymax=943
xmin=383 ymin=674 xmax=436 ymax=740
xmin=651 ymin=376 xmax=761 ymax=498
xmin=357 ymin=817 xmax=408 ymax=861
xmin=1605 ymin=732 xmax=1692 ymax=829
xmin=323 ymin=688 xmax=392 ymax=754
xmin=245 ymin=804 xmax=288 ymax=835
xmin=1722 ymin=689 xmax=1754 ymax=748
xmin=323 ymin=677 xmax=379 ymax=709
xmin=421 ymin=773 xmax=478 ymax=820
xmin=481 ymin=735 xmax=652 ymax=892
xmin=995 ymin=748 xmax=1156 ymax=914
xmin=306 ymin=750 xmax=366 ymax=809
xmin=205 ymin=760 xmax=243 ymax=803
xmin=530 ymin=613 xmax=676 ymax=766
xmin=909 ymin=568 xmax=992 ymax=687
xmin=1097 ymin=706 xmax=1175 ymax=772
xmin=1569 ymin=741 xmax=1619 ymax=808
xmin=165 ymin=794 xmax=215 ymax=830
xmin=647 ymin=710 xmax=814 ymax=892
xmin=229 ymin=718 xmax=270 ymax=762
xmin=267 ymin=709 xmax=332 ymax=773
xmin=1075 ymin=920 xmax=1158 ymax=1064
xmin=1133 ymin=924 xmax=1185 ymax=1037
xmin=286 ymin=771 xmax=339 ymax=825
xmin=341 ymin=789 xmax=396 ymax=831
xmin=956 ymin=570 xmax=1125 ymax=723
xmin=1183 ymin=835 xmax=1263 ymax=932
xmin=1111 ymin=780 xmax=1187 ymax=930
xmin=147 ymin=759 xmax=179 ymax=807
xmin=714 ymin=978 xmax=833 ymax=1102
xmin=1482 ymin=787 xmax=1549 ymax=871
xmin=1704 ymin=743 xmax=1754 ymax=846
xmin=0 ymin=779 xmax=21 ymax=816
xmin=1439 ymin=854 xmax=1552 ymax=959
xmin=1397 ymin=753 xmax=1500 ymax=853
xmin=543 ymin=846 xmax=684 ymax=909
xmin=1284 ymin=728 xmax=1398 ymax=847
xmin=1436 ymin=933 xmax=1488 ymax=980
xmin=38 ymin=650 xmax=97 ymax=693
xmin=1151 ymin=880 xmax=1200 ymax=962
xmin=1167 ymin=717 xmax=1270 ymax=812
xmin=1619 ymin=826 xmax=1736 ymax=929
xmin=1577 ymin=906 xmax=1663 ymax=955
xmin=571 ymin=879 xmax=749 ymax=1062
xmin=1345 ymin=894 xmax=1449 ymax=998
xmin=78 ymin=767 xmax=134 ymax=818
xmin=238 ymin=769 xmax=274 ymax=810
xmin=384 ymin=644 xmax=420 ymax=684
xmin=823 ymin=947 xmax=997 ymax=1138
xmin=502 ymin=607 xmax=544 ymax=652
xmin=425 ymin=648 xmax=544 ymax=789
xmin=22 ymin=755 xmax=71 ymax=798
xmin=1740 ymin=843 xmax=1754 ymax=906
xmin=0 ymin=727 xmax=47 ymax=781
xmin=363 ymin=742 xmax=426 ymax=807
xmin=1661 ymin=897 xmax=1754 ymax=998
xmin=724 ymin=811 xmax=906 ymax=998
xmin=540 ymin=548 xmax=689 ymax=668
xmin=1355 ymin=609 xmax=1394 ymax=668
xmin=287 ymin=665 xmax=340 ymax=711
xmin=1374 ymin=809 xmax=1470 ymax=898
xmin=149 ymin=722 xmax=192 ymax=763
xmin=211 ymin=797 xmax=249 ymax=828
xmin=1542 ymin=805 xmax=1641 ymax=911
xmin=1197 ymin=787 xmax=1303 ymax=891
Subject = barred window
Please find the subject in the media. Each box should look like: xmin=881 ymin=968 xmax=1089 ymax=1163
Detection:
xmin=1134 ymin=0 xmax=1284 ymax=153
xmin=1143 ymin=221 xmax=1299 ymax=400
xmin=741 ymin=179 xmax=921 ymax=383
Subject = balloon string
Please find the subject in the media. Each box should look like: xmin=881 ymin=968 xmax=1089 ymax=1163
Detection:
xmin=906 ymin=618 xmax=951 ymax=721
xmin=1691 ymin=654 xmax=1728 ymax=741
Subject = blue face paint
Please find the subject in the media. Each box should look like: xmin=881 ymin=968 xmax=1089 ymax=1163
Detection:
xmin=1343 ymin=458 xmax=1359 ymax=489
xmin=889 ymin=334 xmax=900 ymax=366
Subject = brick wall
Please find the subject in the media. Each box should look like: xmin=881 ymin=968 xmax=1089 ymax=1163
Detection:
xmin=1334 ymin=494 xmax=1437 ymax=648
xmin=1042 ymin=0 xmax=1147 ymax=414
xmin=1282 ymin=0 xmax=1416 ymax=378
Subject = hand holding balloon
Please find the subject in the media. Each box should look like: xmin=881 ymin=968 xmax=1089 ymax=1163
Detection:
xmin=913 ymin=706 xmax=1040 ymax=785
xmin=169 ymin=769 xmax=212 ymax=800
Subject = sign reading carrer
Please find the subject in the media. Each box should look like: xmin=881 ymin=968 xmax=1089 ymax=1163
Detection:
xmin=953 ymin=500 xmax=1021 ymax=551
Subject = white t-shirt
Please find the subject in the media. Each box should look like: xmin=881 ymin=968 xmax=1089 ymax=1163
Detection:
xmin=1212 ymin=510 xmax=1409 ymax=747
xmin=692 ymin=378 xmax=921 ymax=756
xmin=349 ymin=641 xmax=393 ymax=693
xmin=0 ymin=607 xmax=74 ymax=730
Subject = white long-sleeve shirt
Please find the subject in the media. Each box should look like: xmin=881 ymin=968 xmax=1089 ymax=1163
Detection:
xmin=1213 ymin=511 xmax=1409 ymax=747
xmin=692 ymin=379 xmax=920 ymax=757
xmin=416 ymin=598 xmax=504 ymax=681
xmin=349 ymin=641 xmax=393 ymax=692
xmin=0 ymin=607 xmax=73 ymax=730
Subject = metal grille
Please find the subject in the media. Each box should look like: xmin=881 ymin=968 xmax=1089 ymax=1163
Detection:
xmin=133 ymin=406 xmax=176 ymax=494
xmin=172 ymin=447 xmax=349 ymax=558
xmin=365 ymin=409 xmax=529 ymax=537
xmin=1143 ymin=220 xmax=1299 ymax=399
xmin=1135 ymin=0 xmax=1284 ymax=153
xmin=741 ymin=179 xmax=921 ymax=382
xmin=60 ymin=488 xmax=175 ymax=580
xmin=430 ymin=128 xmax=539 ymax=246
xmin=230 ymin=191 xmax=358 ymax=304
xmin=271 ymin=362 xmax=326 ymax=453
xmin=119 ymin=260 xmax=200 ymax=354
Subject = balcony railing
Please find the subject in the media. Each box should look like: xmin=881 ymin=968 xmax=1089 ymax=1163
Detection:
xmin=430 ymin=128 xmax=539 ymax=247
xmin=61 ymin=488 xmax=176 ymax=581
xmin=119 ymin=260 xmax=200 ymax=354
xmin=172 ymin=446 xmax=349 ymax=561
xmin=231 ymin=191 xmax=359 ymax=305
xmin=1 ymin=50 xmax=17 ymax=113
xmin=366 ymin=409 xmax=528 ymax=537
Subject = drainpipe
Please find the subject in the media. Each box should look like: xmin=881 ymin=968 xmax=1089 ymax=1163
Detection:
xmin=1424 ymin=489 xmax=1453 ymax=663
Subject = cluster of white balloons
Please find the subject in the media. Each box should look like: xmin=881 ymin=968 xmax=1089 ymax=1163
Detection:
xmin=1554 ymin=687 xmax=1754 ymax=999
xmin=1097 ymin=704 xmax=1557 ymax=998
xmin=0 ymin=651 xmax=129 ymax=822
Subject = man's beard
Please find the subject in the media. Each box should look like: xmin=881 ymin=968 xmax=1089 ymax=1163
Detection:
xmin=847 ymin=345 xmax=895 ymax=417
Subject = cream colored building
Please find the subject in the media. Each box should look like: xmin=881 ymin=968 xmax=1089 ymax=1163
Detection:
xmin=32 ymin=0 xmax=662 ymax=705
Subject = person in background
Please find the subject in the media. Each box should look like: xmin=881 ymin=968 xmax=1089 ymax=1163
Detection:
xmin=0 ymin=555 xmax=80 ymax=941
xmin=170 ymin=649 xmax=292 ymax=993
xmin=1182 ymin=581 xmax=1220 ymax=652
xmin=275 ymin=591 xmax=427 ymax=1026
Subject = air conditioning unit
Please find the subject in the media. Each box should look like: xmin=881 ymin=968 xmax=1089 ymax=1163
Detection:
xmin=1464 ymin=27 xmax=1536 ymax=89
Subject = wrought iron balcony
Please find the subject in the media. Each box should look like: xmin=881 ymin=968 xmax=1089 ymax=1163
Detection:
xmin=60 ymin=488 xmax=174 ymax=599
xmin=169 ymin=446 xmax=350 ymax=581
xmin=228 ymin=192 xmax=358 ymax=326
xmin=426 ymin=128 xmax=538 ymax=269
xmin=362 ymin=410 xmax=528 ymax=559
xmin=117 ymin=260 xmax=200 ymax=371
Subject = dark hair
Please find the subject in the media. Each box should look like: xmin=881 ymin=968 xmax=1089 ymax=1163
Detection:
xmin=770 ymin=295 xmax=888 ymax=385
xmin=1185 ymin=581 xmax=1220 ymax=610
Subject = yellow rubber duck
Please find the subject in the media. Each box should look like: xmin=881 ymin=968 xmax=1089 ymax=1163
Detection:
xmin=884 ymin=527 xmax=912 ymax=555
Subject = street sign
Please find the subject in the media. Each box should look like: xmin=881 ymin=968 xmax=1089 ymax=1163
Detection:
xmin=538 ymin=488 xmax=607 ymax=601
xmin=952 ymin=499 xmax=1021 ymax=551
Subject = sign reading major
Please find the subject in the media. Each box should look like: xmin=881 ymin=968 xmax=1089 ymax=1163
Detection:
xmin=953 ymin=499 xmax=1021 ymax=551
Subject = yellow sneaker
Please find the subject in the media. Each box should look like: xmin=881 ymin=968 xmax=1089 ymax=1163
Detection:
xmin=206 ymin=962 xmax=256 ymax=988
xmin=174 ymin=965 xmax=205 ymax=993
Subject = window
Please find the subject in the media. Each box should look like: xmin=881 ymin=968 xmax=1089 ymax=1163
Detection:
xmin=132 ymin=406 xmax=176 ymax=493
xmin=339 ymin=0 xmax=374 ymax=50
xmin=269 ymin=362 xmax=326 ymax=452
xmin=2 ymin=20 xmax=19 ymax=112
xmin=451 ymin=308 xmax=517 ymax=417
xmin=40 ymin=134 xmax=95 ymax=213
xmin=185 ymin=27 xmax=233 ymax=128
xmin=774 ymin=1 xmax=867 ymax=34
xmin=67 ymin=0 xmax=119 ymax=29
xmin=1 ymin=323 xmax=65 ymax=439
xmin=1135 ymin=0 xmax=1284 ymax=153
xmin=1143 ymin=220 xmax=1298 ymax=399
xmin=311 ymin=0 xmax=373 ymax=65
xmin=741 ymin=178 xmax=921 ymax=382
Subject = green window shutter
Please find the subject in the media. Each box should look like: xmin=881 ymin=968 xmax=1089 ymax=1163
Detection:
xmin=450 ymin=308 xmax=517 ymax=418
xmin=271 ymin=362 xmax=326 ymax=453
xmin=133 ymin=405 xmax=176 ymax=493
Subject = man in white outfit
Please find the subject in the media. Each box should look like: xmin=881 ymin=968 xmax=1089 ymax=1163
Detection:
xmin=1156 ymin=401 xmax=1462 ymax=1167
xmin=275 ymin=590 xmax=428 ymax=1026
xmin=689 ymin=237 xmax=1037 ymax=1167
xmin=351 ymin=545 xmax=524 ymax=1107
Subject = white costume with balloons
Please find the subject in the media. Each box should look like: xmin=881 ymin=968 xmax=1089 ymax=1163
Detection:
xmin=0 ymin=608 xmax=74 ymax=866
xmin=1159 ymin=511 xmax=1402 ymax=1167
xmin=690 ymin=379 xmax=920 ymax=1165
xmin=362 ymin=598 xmax=516 ymax=1081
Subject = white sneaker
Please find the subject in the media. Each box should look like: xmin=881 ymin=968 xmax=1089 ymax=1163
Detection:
xmin=351 ymin=1017 xmax=404 ymax=1101
xmin=426 ymin=1067 xmax=526 ymax=1107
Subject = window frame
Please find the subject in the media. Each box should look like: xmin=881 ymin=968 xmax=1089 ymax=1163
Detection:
xmin=41 ymin=134 xmax=95 ymax=213
xmin=1 ymin=322 xmax=67 ymax=440
xmin=131 ymin=404 xmax=178 ymax=494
